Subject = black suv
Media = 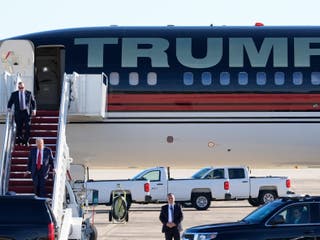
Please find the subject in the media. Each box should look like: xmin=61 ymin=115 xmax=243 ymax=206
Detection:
xmin=0 ymin=195 xmax=59 ymax=240
xmin=182 ymin=196 xmax=320 ymax=240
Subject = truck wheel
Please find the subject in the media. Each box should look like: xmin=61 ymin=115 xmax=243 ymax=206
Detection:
xmin=258 ymin=190 xmax=277 ymax=205
xmin=248 ymin=198 xmax=260 ymax=207
xmin=192 ymin=193 xmax=211 ymax=210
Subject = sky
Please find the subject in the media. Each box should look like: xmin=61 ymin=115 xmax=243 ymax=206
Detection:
xmin=1 ymin=0 xmax=320 ymax=39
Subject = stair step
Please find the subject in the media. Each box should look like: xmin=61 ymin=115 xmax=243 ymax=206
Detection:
xmin=11 ymin=157 xmax=28 ymax=162
xmin=10 ymin=165 xmax=28 ymax=172
xmin=11 ymin=159 xmax=27 ymax=164
xmin=13 ymin=145 xmax=32 ymax=151
xmin=11 ymin=153 xmax=55 ymax=159
xmin=31 ymin=125 xmax=58 ymax=130
xmin=10 ymin=172 xmax=54 ymax=178
xmin=12 ymin=152 xmax=29 ymax=157
xmin=9 ymin=179 xmax=53 ymax=186
xmin=36 ymin=110 xmax=59 ymax=116
xmin=32 ymin=118 xmax=59 ymax=124
xmin=29 ymin=138 xmax=57 ymax=144
xmin=8 ymin=185 xmax=53 ymax=194
xmin=30 ymin=132 xmax=58 ymax=137
xmin=12 ymin=152 xmax=56 ymax=158
xmin=14 ymin=145 xmax=56 ymax=152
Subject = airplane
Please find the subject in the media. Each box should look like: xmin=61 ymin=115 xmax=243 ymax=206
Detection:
xmin=1 ymin=25 xmax=320 ymax=169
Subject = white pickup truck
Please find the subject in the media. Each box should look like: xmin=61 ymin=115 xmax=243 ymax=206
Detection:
xmin=82 ymin=166 xmax=293 ymax=210
xmin=191 ymin=166 xmax=294 ymax=207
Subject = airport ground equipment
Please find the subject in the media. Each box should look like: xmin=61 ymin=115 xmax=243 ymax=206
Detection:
xmin=108 ymin=186 xmax=129 ymax=223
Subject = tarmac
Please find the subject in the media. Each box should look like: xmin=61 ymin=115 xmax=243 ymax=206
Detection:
xmin=86 ymin=168 xmax=320 ymax=240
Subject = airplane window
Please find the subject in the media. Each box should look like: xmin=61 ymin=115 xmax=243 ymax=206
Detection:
xmin=256 ymin=72 xmax=267 ymax=85
xmin=109 ymin=72 xmax=119 ymax=85
xmin=220 ymin=72 xmax=230 ymax=86
xmin=311 ymin=72 xmax=320 ymax=85
xmin=201 ymin=72 xmax=212 ymax=85
xmin=183 ymin=72 xmax=194 ymax=86
xmin=147 ymin=72 xmax=157 ymax=86
xmin=293 ymin=72 xmax=303 ymax=85
xmin=129 ymin=72 xmax=139 ymax=86
xmin=274 ymin=72 xmax=285 ymax=85
xmin=238 ymin=72 xmax=248 ymax=85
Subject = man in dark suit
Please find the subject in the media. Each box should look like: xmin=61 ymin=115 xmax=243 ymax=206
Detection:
xmin=26 ymin=138 xmax=54 ymax=197
xmin=159 ymin=193 xmax=184 ymax=240
xmin=7 ymin=81 xmax=36 ymax=146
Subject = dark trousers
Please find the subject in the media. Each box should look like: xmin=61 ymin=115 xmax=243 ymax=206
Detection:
xmin=15 ymin=110 xmax=31 ymax=144
xmin=164 ymin=227 xmax=180 ymax=240
xmin=32 ymin=171 xmax=47 ymax=197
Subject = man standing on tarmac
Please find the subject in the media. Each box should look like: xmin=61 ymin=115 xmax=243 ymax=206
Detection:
xmin=159 ymin=193 xmax=184 ymax=240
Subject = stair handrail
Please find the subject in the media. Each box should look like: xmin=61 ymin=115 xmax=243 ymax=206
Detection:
xmin=102 ymin=72 xmax=108 ymax=116
xmin=0 ymin=72 xmax=18 ymax=195
xmin=51 ymin=72 xmax=77 ymax=228
xmin=0 ymin=110 xmax=15 ymax=195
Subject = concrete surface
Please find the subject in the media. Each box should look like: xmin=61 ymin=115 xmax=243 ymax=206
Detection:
xmin=86 ymin=168 xmax=320 ymax=240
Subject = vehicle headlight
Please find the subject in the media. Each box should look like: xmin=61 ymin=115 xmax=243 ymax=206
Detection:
xmin=197 ymin=233 xmax=218 ymax=240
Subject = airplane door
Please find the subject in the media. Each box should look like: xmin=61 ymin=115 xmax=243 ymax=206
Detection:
xmin=0 ymin=40 xmax=35 ymax=112
xmin=35 ymin=46 xmax=65 ymax=110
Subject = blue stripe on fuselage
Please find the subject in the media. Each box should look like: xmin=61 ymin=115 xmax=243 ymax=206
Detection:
xmin=10 ymin=26 xmax=320 ymax=93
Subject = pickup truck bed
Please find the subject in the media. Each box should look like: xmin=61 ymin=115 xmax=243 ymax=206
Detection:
xmin=0 ymin=195 xmax=59 ymax=240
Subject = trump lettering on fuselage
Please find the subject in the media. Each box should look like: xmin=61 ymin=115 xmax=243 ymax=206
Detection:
xmin=74 ymin=37 xmax=320 ymax=69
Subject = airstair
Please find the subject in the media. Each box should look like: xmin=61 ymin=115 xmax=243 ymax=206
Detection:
xmin=8 ymin=110 xmax=58 ymax=195
xmin=0 ymin=72 xmax=80 ymax=239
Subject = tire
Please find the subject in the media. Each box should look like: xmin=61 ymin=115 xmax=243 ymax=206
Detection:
xmin=258 ymin=190 xmax=277 ymax=205
xmin=108 ymin=211 xmax=112 ymax=222
xmin=248 ymin=198 xmax=260 ymax=207
xmin=192 ymin=193 xmax=211 ymax=210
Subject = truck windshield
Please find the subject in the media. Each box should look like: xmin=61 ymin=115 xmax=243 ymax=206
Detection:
xmin=191 ymin=168 xmax=211 ymax=179
xmin=242 ymin=200 xmax=284 ymax=224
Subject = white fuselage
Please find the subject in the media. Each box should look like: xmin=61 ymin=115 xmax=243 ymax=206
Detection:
xmin=64 ymin=112 xmax=320 ymax=169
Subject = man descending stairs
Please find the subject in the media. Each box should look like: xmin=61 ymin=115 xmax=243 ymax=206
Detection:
xmin=8 ymin=110 xmax=59 ymax=196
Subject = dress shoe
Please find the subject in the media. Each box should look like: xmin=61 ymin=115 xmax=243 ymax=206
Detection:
xmin=15 ymin=137 xmax=23 ymax=145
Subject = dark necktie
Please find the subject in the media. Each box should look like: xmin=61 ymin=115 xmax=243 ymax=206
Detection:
xmin=37 ymin=151 xmax=41 ymax=170
xmin=19 ymin=91 xmax=24 ymax=110
xmin=170 ymin=205 xmax=174 ymax=220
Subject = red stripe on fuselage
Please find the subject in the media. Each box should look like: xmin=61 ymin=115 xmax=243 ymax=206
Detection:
xmin=107 ymin=93 xmax=320 ymax=111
